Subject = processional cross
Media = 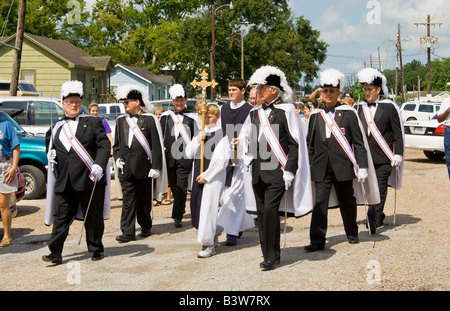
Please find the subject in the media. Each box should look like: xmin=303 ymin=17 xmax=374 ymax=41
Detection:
xmin=190 ymin=70 xmax=218 ymax=173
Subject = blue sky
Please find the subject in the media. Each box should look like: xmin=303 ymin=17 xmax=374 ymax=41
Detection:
xmin=289 ymin=0 xmax=450 ymax=86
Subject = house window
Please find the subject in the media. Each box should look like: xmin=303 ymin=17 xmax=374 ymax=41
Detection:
xmin=21 ymin=70 xmax=35 ymax=85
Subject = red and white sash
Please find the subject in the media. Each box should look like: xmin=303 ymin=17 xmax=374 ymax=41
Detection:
xmin=169 ymin=112 xmax=191 ymax=145
xmin=125 ymin=116 xmax=152 ymax=163
xmin=361 ymin=103 xmax=394 ymax=164
xmin=257 ymin=108 xmax=288 ymax=170
xmin=320 ymin=111 xmax=358 ymax=176
xmin=61 ymin=121 xmax=99 ymax=181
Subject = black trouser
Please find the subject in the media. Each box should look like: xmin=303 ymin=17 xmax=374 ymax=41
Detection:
xmin=119 ymin=176 xmax=153 ymax=236
xmin=252 ymin=176 xmax=285 ymax=263
xmin=50 ymin=180 xmax=105 ymax=254
xmin=368 ymin=163 xmax=392 ymax=226
xmin=167 ymin=161 xmax=192 ymax=221
xmin=310 ymin=165 xmax=358 ymax=246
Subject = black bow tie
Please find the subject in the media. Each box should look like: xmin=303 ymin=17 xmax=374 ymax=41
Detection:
xmin=174 ymin=110 xmax=184 ymax=115
xmin=367 ymin=102 xmax=377 ymax=107
xmin=129 ymin=114 xmax=140 ymax=118
xmin=64 ymin=116 xmax=76 ymax=121
xmin=262 ymin=103 xmax=274 ymax=110
xmin=324 ymin=106 xmax=335 ymax=113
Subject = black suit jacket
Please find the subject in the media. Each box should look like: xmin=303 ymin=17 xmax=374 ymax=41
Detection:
xmin=356 ymin=102 xmax=404 ymax=165
xmin=249 ymin=107 xmax=298 ymax=185
xmin=113 ymin=114 xmax=163 ymax=179
xmin=46 ymin=116 xmax=111 ymax=193
xmin=307 ymin=107 xmax=368 ymax=182
xmin=160 ymin=113 xmax=197 ymax=168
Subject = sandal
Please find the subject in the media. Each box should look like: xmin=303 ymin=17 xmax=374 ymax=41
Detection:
xmin=0 ymin=237 xmax=12 ymax=247
xmin=161 ymin=199 xmax=172 ymax=205
xmin=153 ymin=200 xmax=160 ymax=206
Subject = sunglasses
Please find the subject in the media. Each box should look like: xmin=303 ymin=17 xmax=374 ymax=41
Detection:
xmin=322 ymin=89 xmax=336 ymax=94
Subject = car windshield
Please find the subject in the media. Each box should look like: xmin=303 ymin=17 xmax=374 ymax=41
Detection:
xmin=0 ymin=111 xmax=28 ymax=135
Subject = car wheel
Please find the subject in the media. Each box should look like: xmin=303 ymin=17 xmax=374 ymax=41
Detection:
xmin=423 ymin=151 xmax=445 ymax=161
xmin=19 ymin=165 xmax=46 ymax=199
xmin=0 ymin=204 xmax=18 ymax=220
xmin=406 ymin=117 xmax=417 ymax=122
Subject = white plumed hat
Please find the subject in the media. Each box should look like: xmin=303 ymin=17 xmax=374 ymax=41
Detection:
xmin=320 ymin=68 xmax=345 ymax=91
xmin=357 ymin=67 xmax=389 ymax=96
xmin=248 ymin=65 xmax=293 ymax=102
xmin=115 ymin=84 xmax=153 ymax=112
xmin=169 ymin=84 xmax=186 ymax=99
xmin=61 ymin=80 xmax=83 ymax=100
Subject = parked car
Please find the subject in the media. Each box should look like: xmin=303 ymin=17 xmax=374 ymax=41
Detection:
xmin=404 ymin=114 xmax=445 ymax=160
xmin=0 ymin=96 xmax=64 ymax=136
xmin=0 ymin=79 xmax=40 ymax=96
xmin=98 ymin=103 xmax=126 ymax=117
xmin=400 ymin=101 xmax=441 ymax=123
xmin=0 ymin=110 xmax=47 ymax=199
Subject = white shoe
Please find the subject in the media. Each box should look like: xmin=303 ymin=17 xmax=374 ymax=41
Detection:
xmin=197 ymin=245 xmax=216 ymax=258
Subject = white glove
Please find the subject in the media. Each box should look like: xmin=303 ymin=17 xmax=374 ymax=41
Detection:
xmin=116 ymin=158 xmax=125 ymax=170
xmin=283 ymin=170 xmax=295 ymax=190
xmin=243 ymin=154 xmax=253 ymax=167
xmin=148 ymin=169 xmax=160 ymax=179
xmin=47 ymin=149 xmax=57 ymax=165
xmin=90 ymin=164 xmax=103 ymax=181
xmin=392 ymin=154 xmax=403 ymax=167
xmin=358 ymin=168 xmax=368 ymax=183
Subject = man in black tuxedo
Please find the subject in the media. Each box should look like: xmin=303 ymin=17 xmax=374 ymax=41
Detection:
xmin=355 ymin=68 xmax=404 ymax=233
xmin=43 ymin=81 xmax=110 ymax=264
xmin=159 ymin=84 xmax=198 ymax=227
xmin=306 ymin=69 xmax=369 ymax=252
xmin=247 ymin=67 xmax=299 ymax=270
xmin=113 ymin=85 xmax=163 ymax=242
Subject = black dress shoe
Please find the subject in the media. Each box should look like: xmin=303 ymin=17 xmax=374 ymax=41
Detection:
xmin=304 ymin=244 xmax=325 ymax=252
xmin=174 ymin=219 xmax=183 ymax=228
xmin=348 ymin=235 xmax=359 ymax=244
xmin=42 ymin=253 xmax=62 ymax=265
xmin=260 ymin=260 xmax=280 ymax=270
xmin=91 ymin=251 xmax=104 ymax=261
xmin=140 ymin=229 xmax=151 ymax=237
xmin=115 ymin=235 xmax=136 ymax=242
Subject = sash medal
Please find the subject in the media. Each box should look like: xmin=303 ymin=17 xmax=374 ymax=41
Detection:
xmin=61 ymin=122 xmax=99 ymax=181
xmin=169 ymin=112 xmax=191 ymax=145
xmin=257 ymin=103 xmax=288 ymax=170
xmin=361 ymin=103 xmax=395 ymax=164
xmin=320 ymin=111 xmax=359 ymax=177
xmin=125 ymin=116 xmax=152 ymax=162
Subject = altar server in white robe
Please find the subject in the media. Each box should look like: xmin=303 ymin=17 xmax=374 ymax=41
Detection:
xmin=186 ymin=104 xmax=229 ymax=258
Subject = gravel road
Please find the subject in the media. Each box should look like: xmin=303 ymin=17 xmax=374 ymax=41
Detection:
xmin=1 ymin=149 xmax=448 ymax=294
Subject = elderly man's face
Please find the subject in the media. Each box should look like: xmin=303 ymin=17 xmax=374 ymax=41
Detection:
xmin=321 ymin=87 xmax=340 ymax=106
xmin=256 ymin=85 xmax=278 ymax=106
xmin=363 ymin=85 xmax=381 ymax=103
xmin=63 ymin=95 xmax=83 ymax=118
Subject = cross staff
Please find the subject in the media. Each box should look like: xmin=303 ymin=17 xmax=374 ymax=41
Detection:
xmin=190 ymin=70 xmax=218 ymax=173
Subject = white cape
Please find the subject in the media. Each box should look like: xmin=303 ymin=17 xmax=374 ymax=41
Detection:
xmin=308 ymin=105 xmax=380 ymax=208
xmin=244 ymin=104 xmax=314 ymax=217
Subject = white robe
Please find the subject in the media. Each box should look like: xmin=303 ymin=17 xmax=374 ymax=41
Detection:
xmin=185 ymin=124 xmax=229 ymax=246
xmin=244 ymin=104 xmax=314 ymax=218
xmin=218 ymin=105 xmax=255 ymax=236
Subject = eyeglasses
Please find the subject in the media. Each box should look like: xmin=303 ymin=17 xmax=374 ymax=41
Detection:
xmin=63 ymin=100 xmax=82 ymax=106
xmin=364 ymin=87 xmax=378 ymax=93
xmin=123 ymin=99 xmax=137 ymax=105
xmin=322 ymin=89 xmax=336 ymax=94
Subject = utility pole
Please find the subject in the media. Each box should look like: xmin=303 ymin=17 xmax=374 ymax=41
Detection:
xmin=414 ymin=14 xmax=444 ymax=95
xmin=397 ymin=24 xmax=405 ymax=104
xmin=9 ymin=0 xmax=27 ymax=96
